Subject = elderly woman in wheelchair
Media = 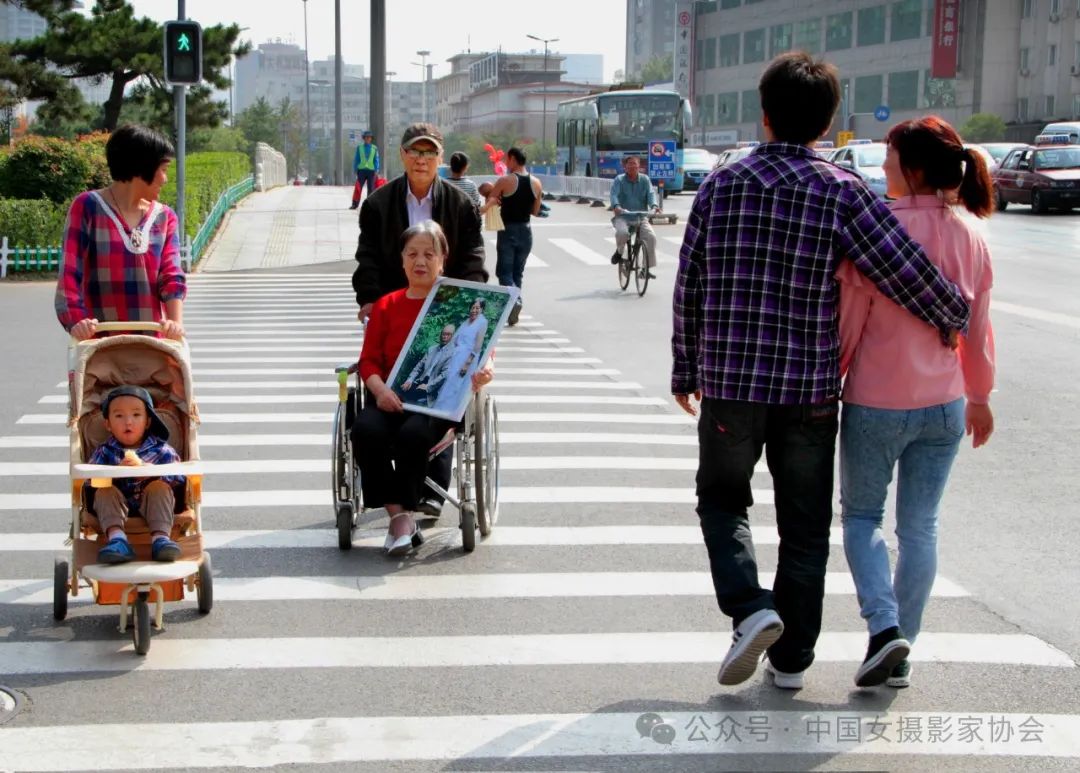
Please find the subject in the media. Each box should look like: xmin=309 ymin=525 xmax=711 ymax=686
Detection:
xmin=351 ymin=220 xmax=493 ymax=555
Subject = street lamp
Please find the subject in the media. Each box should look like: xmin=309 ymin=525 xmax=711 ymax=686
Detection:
xmin=412 ymin=50 xmax=430 ymax=123
xmin=526 ymin=34 xmax=559 ymax=161
xmin=302 ymin=0 xmax=312 ymax=177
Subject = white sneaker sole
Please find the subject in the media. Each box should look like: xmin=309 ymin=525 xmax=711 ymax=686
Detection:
xmin=717 ymin=613 xmax=784 ymax=686
xmin=856 ymin=639 xmax=911 ymax=687
xmin=886 ymin=663 xmax=912 ymax=688
xmin=765 ymin=662 xmax=804 ymax=690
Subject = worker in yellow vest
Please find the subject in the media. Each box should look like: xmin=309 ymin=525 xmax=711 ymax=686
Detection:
xmin=350 ymin=130 xmax=381 ymax=210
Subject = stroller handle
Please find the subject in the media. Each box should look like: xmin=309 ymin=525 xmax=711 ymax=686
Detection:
xmin=91 ymin=321 xmax=166 ymax=334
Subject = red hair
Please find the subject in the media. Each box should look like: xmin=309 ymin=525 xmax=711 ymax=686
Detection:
xmin=885 ymin=116 xmax=994 ymax=218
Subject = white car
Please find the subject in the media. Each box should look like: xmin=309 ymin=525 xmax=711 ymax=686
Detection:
xmin=830 ymin=142 xmax=887 ymax=197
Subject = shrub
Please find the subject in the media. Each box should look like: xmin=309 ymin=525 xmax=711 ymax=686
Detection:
xmin=76 ymin=132 xmax=112 ymax=190
xmin=159 ymin=151 xmax=251 ymax=240
xmin=0 ymin=135 xmax=91 ymax=204
xmin=0 ymin=199 xmax=67 ymax=248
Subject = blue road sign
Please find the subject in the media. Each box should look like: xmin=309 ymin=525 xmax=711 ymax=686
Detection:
xmin=348 ymin=130 xmax=357 ymax=143
xmin=874 ymin=105 xmax=891 ymax=121
xmin=647 ymin=139 xmax=676 ymax=182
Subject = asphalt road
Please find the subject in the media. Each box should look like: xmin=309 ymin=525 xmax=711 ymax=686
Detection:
xmin=0 ymin=186 xmax=1077 ymax=772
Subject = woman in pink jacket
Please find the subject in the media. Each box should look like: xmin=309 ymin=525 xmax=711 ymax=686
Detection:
xmin=837 ymin=116 xmax=996 ymax=689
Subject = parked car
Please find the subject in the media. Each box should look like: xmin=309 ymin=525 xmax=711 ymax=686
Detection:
xmin=1040 ymin=122 xmax=1080 ymax=144
xmin=713 ymin=144 xmax=758 ymax=170
xmin=830 ymin=142 xmax=888 ymax=197
xmin=964 ymin=144 xmax=995 ymax=171
xmin=978 ymin=142 xmax=1027 ymax=170
xmin=992 ymin=141 xmax=1080 ymax=213
xmin=681 ymin=147 xmax=717 ymax=190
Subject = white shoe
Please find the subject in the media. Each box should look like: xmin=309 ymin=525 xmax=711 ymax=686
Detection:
xmin=717 ymin=608 xmax=784 ymax=686
xmin=765 ymin=659 xmax=805 ymax=690
xmin=384 ymin=512 xmax=421 ymax=556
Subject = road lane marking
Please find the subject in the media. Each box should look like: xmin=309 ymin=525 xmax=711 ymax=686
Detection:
xmin=0 ymin=633 xmax=1069 ymax=676
xmin=0 ymin=572 xmax=966 ymax=603
xmin=603 ymin=236 xmax=677 ymax=264
xmin=38 ymin=393 xmax=655 ymax=406
xmin=486 ymin=239 xmax=549 ymax=267
xmin=178 ymin=346 xmax=584 ymax=354
xmin=548 ymin=238 xmax=609 ymax=265
xmin=53 ymin=379 xmax=642 ymax=390
xmin=992 ymin=300 xmax=1080 ymax=330
xmin=187 ymin=356 xmax=604 ymax=365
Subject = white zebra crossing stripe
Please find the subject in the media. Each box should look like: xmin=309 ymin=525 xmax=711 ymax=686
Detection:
xmin=0 ymin=632 xmax=1070 ymax=676
xmin=549 ymin=238 xmax=609 ymax=265
xmin=53 ymin=379 xmax=643 ymax=390
xmin=187 ymin=356 xmax=604 ymax=365
xmin=604 ymin=236 xmax=677 ymax=265
xmin=18 ymin=411 xmax=685 ymax=426
xmin=0 ymin=486 xmax=757 ymax=509
xmin=38 ymin=392 xmax=650 ymax=406
xmin=486 ymin=239 xmax=549 ymax=267
xmin=0 ymin=571 xmax=967 ymax=603
xmin=176 ymin=345 xmax=585 ymax=354
xmin=3 ymin=711 xmax=1078 ymax=770
xmin=0 ymin=524 xmax=818 ymax=552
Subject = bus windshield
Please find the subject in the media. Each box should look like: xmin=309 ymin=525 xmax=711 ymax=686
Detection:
xmin=597 ymin=93 xmax=681 ymax=150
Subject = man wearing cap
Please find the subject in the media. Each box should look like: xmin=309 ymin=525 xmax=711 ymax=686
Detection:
xmin=350 ymin=130 xmax=380 ymax=210
xmin=353 ymin=122 xmax=488 ymax=518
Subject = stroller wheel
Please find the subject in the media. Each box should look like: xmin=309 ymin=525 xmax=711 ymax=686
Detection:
xmin=197 ymin=552 xmax=213 ymax=614
xmin=53 ymin=556 xmax=69 ymax=621
xmin=132 ymin=592 xmax=151 ymax=655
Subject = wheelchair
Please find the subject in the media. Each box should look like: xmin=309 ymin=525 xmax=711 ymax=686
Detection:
xmin=331 ymin=363 xmax=500 ymax=552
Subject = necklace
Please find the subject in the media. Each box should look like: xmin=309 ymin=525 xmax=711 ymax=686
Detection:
xmin=107 ymin=187 xmax=145 ymax=250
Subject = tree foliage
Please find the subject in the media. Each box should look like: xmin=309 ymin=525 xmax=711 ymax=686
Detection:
xmin=637 ymin=54 xmax=674 ymax=85
xmin=0 ymin=134 xmax=90 ymax=202
xmin=959 ymin=113 xmax=1007 ymax=143
xmin=0 ymin=0 xmax=250 ymax=133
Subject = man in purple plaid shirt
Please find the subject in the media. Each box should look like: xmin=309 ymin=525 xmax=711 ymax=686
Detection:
xmin=672 ymin=52 xmax=970 ymax=690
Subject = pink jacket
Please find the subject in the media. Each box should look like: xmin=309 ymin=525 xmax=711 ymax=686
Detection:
xmin=837 ymin=194 xmax=995 ymax=409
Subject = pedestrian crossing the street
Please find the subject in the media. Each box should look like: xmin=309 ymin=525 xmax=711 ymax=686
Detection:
xmin=1 ymin=272 xmax=1076 ymax=770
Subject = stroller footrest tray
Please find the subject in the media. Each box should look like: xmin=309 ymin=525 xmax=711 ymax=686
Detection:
xmin=81 ymin=561 xmax=200 ymax=584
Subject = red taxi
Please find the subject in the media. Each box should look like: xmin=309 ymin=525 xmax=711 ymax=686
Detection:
xmin=992 ymin=134 xmax=1080 ymax=213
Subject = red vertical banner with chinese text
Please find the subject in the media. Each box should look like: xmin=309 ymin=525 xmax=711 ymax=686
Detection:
xmin=931 ymin=0 xmax=960 ymax=78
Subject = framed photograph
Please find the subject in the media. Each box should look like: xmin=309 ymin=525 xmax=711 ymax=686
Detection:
xmin=386 ymin=278 xmax=520 ymax=422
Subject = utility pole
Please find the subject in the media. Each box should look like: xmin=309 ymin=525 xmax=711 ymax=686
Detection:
xmin=527 ymin=34 xmax=558 ymax=159
xmin=302 ymin=0 xmax=311 ymax=177
xmin=371 ymin=0 xmax=386 ymax=181
xmin=174 ymin=0 xmax=187 ymax=241
xmin=334 ymin=0 xmax=343 ymax=185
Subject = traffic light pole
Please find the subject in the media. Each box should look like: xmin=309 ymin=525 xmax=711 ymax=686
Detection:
xmin=174 ymin=0 xmax=187 ymax=246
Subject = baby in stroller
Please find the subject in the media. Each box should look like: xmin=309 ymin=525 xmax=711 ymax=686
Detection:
xmin=88 ymin=385 xmax=185 ymax=564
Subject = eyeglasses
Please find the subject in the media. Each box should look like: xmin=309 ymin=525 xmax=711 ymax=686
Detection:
xmin=404 ymin=148 xmax=439 ymax=159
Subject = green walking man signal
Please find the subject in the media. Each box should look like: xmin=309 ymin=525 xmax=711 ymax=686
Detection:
xmin=163 ymin=20 xmax=203 ymax=85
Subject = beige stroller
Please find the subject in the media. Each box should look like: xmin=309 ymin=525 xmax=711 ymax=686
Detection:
xmin=53 ymin=322 xmax=211 ymax=655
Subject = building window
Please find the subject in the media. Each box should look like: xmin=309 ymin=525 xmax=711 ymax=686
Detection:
xmin=888 ymin=70 xmax=920 ymax=110
xmin=857 ymin=6 xmax=886 ymax=46
xmin=719 ymin=33 xmax=741 ymax=67
xmin=1017 ymin=97 xmax=1029 ymax=121
xmin=704 ymin=38 xmax=717 ymax=69
xmin=1076 ymin=40 xmax=1080 ymax=66
xmin=1051 ymin=0 xmax=1061 ymax=13
xmin=1021 ymin=0 xmax=1032 ymax=17
xmin=891 ymin=0 xmax=922 ymax=41
xmin=854 ymin=73 xmax=883 ymax=113
xmin=794 ymin=18 xmax=822 ymax=54
xmin=1046 ymin=95 xmax=1056 ymax=116
xmin=703 ymin=94 xmax=716 ymax=125
xmin=1048 ymin=44 xmax=1057 ymax=66
xmin=741 ymin=88 xmax=762 ymax=123
xmin=744 ymin=29 xmax=766 ymax=64
xmin=721 ymin=0 xmax=742 ymax=8
xmin=769 ymin=24 xmax=792 ymax=57
xmin=696 ymin=40 xmax=705 ymax=71
xmin=923 ymin=69 xmax=957 ymax=107
xmin=826 ymin=12 xmax=853 ymax=51
xmin=1073 ymin=93 xmax=1080 ymax=118
xmin=1020 ymin=47 xmax=1030 ymax=71
xmin=717 ymin=91 xmax=740 ymax=123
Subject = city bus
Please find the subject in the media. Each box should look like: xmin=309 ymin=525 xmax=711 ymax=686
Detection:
xmin=556 ymin=89 xmax=692 ymax=193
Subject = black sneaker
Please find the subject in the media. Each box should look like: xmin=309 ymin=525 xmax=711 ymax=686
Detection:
xmin=415 ymin=498 xmax=442 ymax=519
xmin=855 ymin=627 xmax=911 ymax=687
xmin=508 ymin=301 xmax=522 ymax=327
xmin=647 ymin=271 xmax=657 ymax=279
xmin=610 ymin=250 xmax=622 ymax=265
xmin=886 ymin=658 xmax=911 ymax=688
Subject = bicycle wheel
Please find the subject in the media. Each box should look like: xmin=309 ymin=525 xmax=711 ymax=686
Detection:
xmin=634 ymin=241 xmax=650 ymax=297
xmin=617 ymin=237 xmax=631 ymax=290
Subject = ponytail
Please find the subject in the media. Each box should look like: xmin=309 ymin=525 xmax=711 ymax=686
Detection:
xmin=957 ymin=148 xmax=994 ymax=219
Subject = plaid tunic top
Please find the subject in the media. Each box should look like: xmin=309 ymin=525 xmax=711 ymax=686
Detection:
xmin=672 ymin=142 xmax=971 ymax=405
xmin=55 ymin=191 xmax=185 ymax=332
xmin=86 ymin=435 xmax=185 ymax=516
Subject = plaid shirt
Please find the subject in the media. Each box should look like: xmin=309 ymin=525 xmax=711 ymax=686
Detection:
xmin=672 ymin=142 xmax=971 ymax=405
xmin=86 ymin=435 xmax=185 ymax=516
xmin=55 ymin=191 xmax=186 ymax=332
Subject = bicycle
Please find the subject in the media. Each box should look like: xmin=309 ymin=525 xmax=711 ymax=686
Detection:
xmin=615 ymin=211 xmax=654 ymax=297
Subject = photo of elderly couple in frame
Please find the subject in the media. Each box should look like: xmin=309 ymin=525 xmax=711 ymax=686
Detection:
xmin=387 ymin=278 xmax=519 ymax=422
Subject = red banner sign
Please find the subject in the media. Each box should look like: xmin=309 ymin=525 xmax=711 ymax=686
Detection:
xmin=931 ymin=0 xmax=960 ymax=79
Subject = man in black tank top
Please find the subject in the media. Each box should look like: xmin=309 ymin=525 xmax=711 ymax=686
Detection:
xmin=480 ymin=147 xmax=543 ymax=325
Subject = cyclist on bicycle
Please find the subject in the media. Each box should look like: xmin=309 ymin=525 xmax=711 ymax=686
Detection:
xmin=609 ymin=155 xmax=660 ymax=279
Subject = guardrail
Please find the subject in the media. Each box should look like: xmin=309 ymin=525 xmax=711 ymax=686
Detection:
xmin=468 ymin=173 xmax=613 ymax=207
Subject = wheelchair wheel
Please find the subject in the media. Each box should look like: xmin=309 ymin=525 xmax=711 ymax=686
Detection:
xmin=635 ymin=243 xmax=650 ymax=297
xmin=197 ymin=552 xmax=213 ymax=614
xmin=132 ymin=592 xmax=151 ymax=655
xmin=53 ymin=556 xmax=69 ymax=621
xmin=474 ymin=394 xmax=499 ymax=535
xmin=461 ymin=502 xmax=477 ymax=553
xmin=331 ymin=390 xmax=360 ymax=550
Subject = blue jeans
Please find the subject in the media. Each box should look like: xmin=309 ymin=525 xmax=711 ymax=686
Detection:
xmin=496 ymin=222 xmax=531 ymax=301
xmin=840 ymin=398 xmax=964 ymax=643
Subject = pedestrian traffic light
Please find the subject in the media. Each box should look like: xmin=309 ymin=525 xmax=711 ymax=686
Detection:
xmin=163 ymin=20 xmax=202 ymax=85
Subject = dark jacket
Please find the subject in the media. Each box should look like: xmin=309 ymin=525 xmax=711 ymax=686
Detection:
xmin=352 ymin=174 xmax=488 ymax=306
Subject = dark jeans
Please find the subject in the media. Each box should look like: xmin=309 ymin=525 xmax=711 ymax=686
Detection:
xmin=696 ymin=397 xmax=839 ymax=673
xmin=353 ymin=169 xmax=376 ymax=203
xmin=495 ymin=221 xmax=531 ymax=298
xmin=352 ymin=402 xmax=452 ymax=510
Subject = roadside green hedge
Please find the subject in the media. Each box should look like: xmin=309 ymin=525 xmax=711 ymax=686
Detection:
xmin=159 ymin=152 xmax=251 ymax=241
xmin=1 ymin=149 xmax=251 ymax=249
xmin=0 ymin=136 xmax=91 ymax=204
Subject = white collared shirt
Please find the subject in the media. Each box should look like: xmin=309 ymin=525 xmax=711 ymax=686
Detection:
xmin=405 ymin=182 xmax=434 ymax=225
